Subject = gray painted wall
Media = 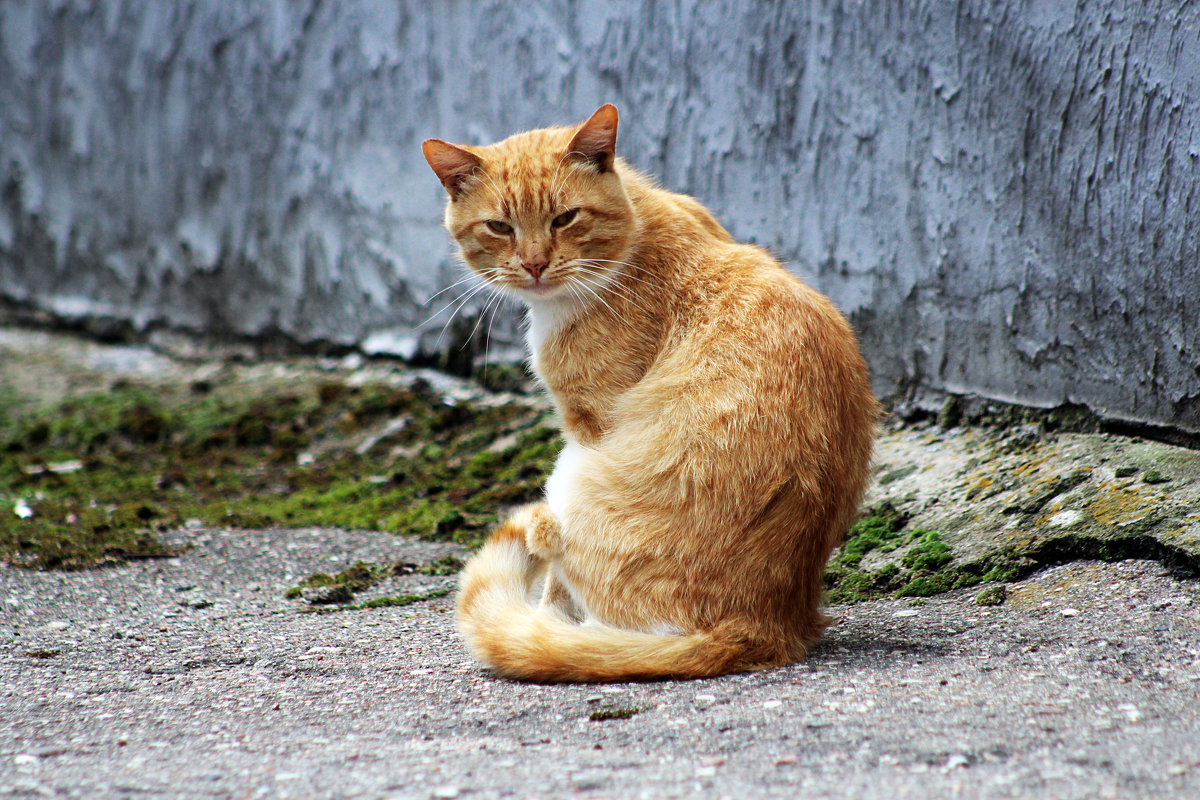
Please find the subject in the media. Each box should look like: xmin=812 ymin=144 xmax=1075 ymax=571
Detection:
xmin=1 ymin=1 xmax=1198 ymax=433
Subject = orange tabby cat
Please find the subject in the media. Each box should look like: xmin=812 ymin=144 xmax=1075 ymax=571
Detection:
xmin=423 ymin=105 xmax=877 ymax=681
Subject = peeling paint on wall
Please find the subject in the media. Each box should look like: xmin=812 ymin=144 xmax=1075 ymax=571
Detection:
xmin=0 ymin=1 xmax=1197 ymax=432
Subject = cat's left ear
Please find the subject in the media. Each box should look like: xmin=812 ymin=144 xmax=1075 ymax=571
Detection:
xmin=567 ymin=104 xmax=619 ymax=173
xmin=423 ymin=139 xmax=483 ymax=199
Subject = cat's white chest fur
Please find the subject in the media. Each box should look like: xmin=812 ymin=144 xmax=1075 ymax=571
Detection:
xmin=523 ymin=295 xmax=578 ymax=364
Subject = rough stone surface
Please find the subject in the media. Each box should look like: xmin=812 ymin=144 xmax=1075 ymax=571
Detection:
xmin=868 ymin=420 xmax=1200 ymax=579
xmin=3 ymin=528 xmax=1200 ymax=799
xmin=2 ymin=1 xmax=1198 ymax=432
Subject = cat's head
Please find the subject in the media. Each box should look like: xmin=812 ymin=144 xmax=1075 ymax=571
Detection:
xmin=423 ymin=105 xmax=635 ymax=303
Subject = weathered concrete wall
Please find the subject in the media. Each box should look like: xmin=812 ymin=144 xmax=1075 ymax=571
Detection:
xmin=1 ymin=1 xmax=1197 ymax=432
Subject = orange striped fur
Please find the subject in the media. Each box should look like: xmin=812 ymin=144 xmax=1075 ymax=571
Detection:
xmin=424 ymin=105 xmax=878 ymax=682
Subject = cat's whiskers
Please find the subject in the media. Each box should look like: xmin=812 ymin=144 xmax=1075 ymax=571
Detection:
xmin=570 ymin=264 xmax=655 ymax=317
xmin=559 ymin=279 xmax=630 ymax=334
xmin=576 ymin=261 xmax=662 ymax=298
xmin=463 ymin=284 xmax=508 ymax=352
xmin=480 ymin=289 xmax=515 ymax=383
xmin=568 ymin=273 xmax=639 ymax=332
xmin=431 ymin=271 xmax=503 ymax=350
xmin=578 ymin=258 xmax=659 ymax=283
xmin=419 ymin=269 xmax=496 ymax=329
xmin=424 ymin=270 xmax=492 ymax=306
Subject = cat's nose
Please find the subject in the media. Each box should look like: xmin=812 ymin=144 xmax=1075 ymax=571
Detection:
xmin=521 ymin=259 xmax=548 ymax=280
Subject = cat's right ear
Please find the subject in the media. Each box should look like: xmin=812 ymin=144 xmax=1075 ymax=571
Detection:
xmin=566 ymin=104 xmax=619 ymax=173
xmin=422 ymin=139 xmax=483 ymax=200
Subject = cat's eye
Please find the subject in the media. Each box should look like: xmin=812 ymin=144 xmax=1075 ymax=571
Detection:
xmin=551 ymin=209 xmax=579 ymax=229
xmin=485 ymin=220 xmax=513 ymax=235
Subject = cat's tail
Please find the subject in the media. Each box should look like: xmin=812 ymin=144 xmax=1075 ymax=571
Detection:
xmin=455 ymin=520 xmax=765 ymax=682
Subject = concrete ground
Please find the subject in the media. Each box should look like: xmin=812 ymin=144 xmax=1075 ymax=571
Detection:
xmin=3 ymin=525 xmax=1198 ymax=800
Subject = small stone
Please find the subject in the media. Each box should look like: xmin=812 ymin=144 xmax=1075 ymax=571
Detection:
xmin=893 ymin=609 xmax=920 ymax=618
xmin=942 ymin=754 xmax=970 ymax=771
xmin=694 ymin=693 xmax=716 ymax=703
xmin=1118 ymin=704 xmax=1143 ymax=723
xmin=1114 ymin=466 xmax=1138 ymax=478
xmin=763 ymin=699 xmax=783 ymax=709
xmin=775 ymin=755 xmax=798 ymax=766
xmin=1060 ymin=608 xmax=1080 ymax=617
xmin=695 ymin=766 xmax=717 ymax=778
xmin=431 ymin=786 xmax=460 ymax=799
xmin=1142 ymin=470 xmax=1169 ymax=484
xmin=44 ymin=621 xmax=69 ymax=631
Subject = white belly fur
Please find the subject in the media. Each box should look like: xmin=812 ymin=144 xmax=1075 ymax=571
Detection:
xmin=542 ymin=437 xmax=594 ymax=621
xmin=544 ymin=437 xmax=585 ymax=519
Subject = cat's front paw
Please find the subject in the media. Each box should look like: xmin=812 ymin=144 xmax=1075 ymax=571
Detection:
xmin=511 ymin=502 xmax=561 ymax=559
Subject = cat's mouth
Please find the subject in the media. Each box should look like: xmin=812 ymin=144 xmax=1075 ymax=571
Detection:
xmin=523 ymin=276 xmax=564 ymax=298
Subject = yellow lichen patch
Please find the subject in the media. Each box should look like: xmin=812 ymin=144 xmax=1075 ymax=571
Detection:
xmin=963 ymin=474 xmax=993 ymax=497
xmin=1087 ymin=482 xmax=1158 ymax=526
xmin=1010 ymin=447 xmax=1061 ymax=479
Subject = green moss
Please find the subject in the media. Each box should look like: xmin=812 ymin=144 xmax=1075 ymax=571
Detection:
xmin=1 ymin=373 xmax=556 ymax=569
xmin=287 ymin=554 xmax=467 ymax=604
xmin=826 ymin=506 xmax=1038 ymax=603
xmin=303 ymin=588 xmax=451 ymax=613
xmin=354 ymin=589 xmax=451 ymax=609
xmin=896 ymin=575 xmax=950 ymax=597
xmin=418 ymin=554 xmax=466 ymax=576
xmin=825 ymin=562 xmax=902 ymax=604
xmin=285 ymin=561 xmax=394 ymax=602
xmin=900 ymin=529 xmax=953 ymax=573
xmin=980 ymin=562 xmax=1021 ymax=583
xmin=589 ymin=707 xmax=640 ymax=721
xmin=974 ymin=585 xmax=1007 ymax=606
xmin=836 ymin=503 xmax=909 ymax=567
xmin=475 ymin=362 xmax=533 ymax=393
